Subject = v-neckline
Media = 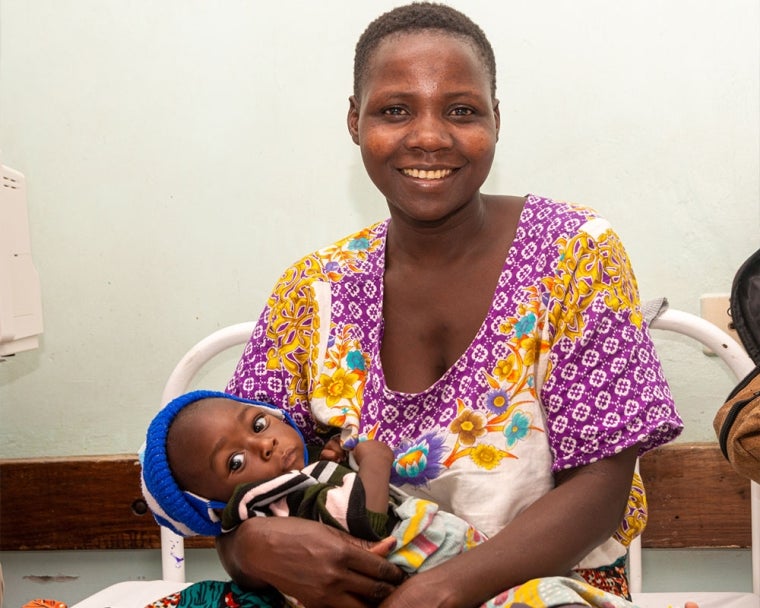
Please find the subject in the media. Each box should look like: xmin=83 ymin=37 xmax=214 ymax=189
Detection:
xmin=373 ymin=196 xmax=534 ymax=398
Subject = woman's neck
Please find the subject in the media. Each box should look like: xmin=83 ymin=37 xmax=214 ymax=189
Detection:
xmin=386 ymin=193 xmax=493 ymax=267
xmin=385 ymin=193 xmax=524 ymax=269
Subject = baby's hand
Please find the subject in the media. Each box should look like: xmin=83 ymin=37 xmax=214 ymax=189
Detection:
xmin=319 ymin=436 xmax=347 ymax=463
xmin=353 ymin=439 xmax=395 ymax=468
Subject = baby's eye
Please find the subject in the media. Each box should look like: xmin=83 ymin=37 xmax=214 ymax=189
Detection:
xmin=229 ymin=453 xmax=245 ymax=472
xmin=252 ymin=415 xmax=269 ymax=433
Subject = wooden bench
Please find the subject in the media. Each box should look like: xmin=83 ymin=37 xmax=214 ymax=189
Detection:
xmin=0 ymin=442 xmax=752 ymax=551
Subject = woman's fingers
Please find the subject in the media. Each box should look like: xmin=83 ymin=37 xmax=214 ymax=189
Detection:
xmin=285 ymin=541 xmax=399 ymax=607
xmin=336 ymin=566 xmax=401 ymax=606
xmin=367 ymin=536 xmax=397 ymax=557
xmin=342 ymin=534 xmax=405 ymax=585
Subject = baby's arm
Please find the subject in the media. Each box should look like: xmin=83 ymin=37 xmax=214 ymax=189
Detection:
xmin=352 ymin=440 xmax=395 ymax=514
xmin=318 ymin=435 xmax=347 ymax=463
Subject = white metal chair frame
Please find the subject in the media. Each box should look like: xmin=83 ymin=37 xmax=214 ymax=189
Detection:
xmin=156 ymin=310 xmax=760 ymax=598
xmin=158 ymin=321 xmax=256 ymax=583
xmin=631 ymin=309 xmax=759 ymax=597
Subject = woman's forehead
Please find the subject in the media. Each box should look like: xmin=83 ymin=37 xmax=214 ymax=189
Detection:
xmin=365 ymin=31 xmax=490 ymax=87
xmin=363 ymin=32 xmax=491 ymax=96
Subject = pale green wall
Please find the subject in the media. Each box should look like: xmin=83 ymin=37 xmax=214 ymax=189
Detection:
xmin=0 ymin=0 xmax=759 ymax=604
xmin=2 ymin=0 xmax=758 ymax=458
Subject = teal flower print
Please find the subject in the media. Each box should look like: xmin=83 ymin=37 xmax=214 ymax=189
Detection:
xmin=346 ymin=349 xmax=365 ymax=371
xmin=347 ymin=237 xmax=370 ymax=251
xmin=504 ymin=411 xmax=531 ymax=447
xmin=514 ymin=312 xmax=536 ymax=338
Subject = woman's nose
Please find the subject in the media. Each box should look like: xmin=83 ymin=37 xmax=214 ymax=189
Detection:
xmin=405 ymin=112 xmax=452 ymax=151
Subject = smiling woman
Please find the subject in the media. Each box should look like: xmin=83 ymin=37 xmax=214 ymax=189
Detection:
xmin=214 ymin=4 xmax=686 ymax=608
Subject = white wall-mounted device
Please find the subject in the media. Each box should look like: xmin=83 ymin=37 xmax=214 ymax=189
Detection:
xmin=0 ymin=162 xmax=43 ymax=357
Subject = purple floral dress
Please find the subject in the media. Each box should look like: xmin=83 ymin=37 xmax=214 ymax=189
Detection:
xmin=227 ymin=194 xmax=682 ymax=592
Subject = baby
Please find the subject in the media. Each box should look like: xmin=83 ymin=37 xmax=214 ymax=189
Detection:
xmin=140 ymin=390 xmax=484 ymax=574
xmin=141 ymin=391 xmax=672 ymax=607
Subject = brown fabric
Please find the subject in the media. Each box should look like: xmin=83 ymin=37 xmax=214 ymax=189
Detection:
xmin=714 ymin=365 xmax=760 ymax=484
xmin=730 ymin=248 xmax=760 ymax=364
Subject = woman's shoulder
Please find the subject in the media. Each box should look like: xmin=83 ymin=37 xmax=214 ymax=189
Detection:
xmin=315 ymin=219 xmax=389 ymax=258
xmin=524 ymin=193 xmax=602 ymax=220
xmin=520 ymin=194 xmax=613 ymax=240
xmin=269 ymin=220 xmax=389 ymax=294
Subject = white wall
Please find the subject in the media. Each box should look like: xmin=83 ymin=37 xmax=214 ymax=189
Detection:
xmin=0 ymin=0 xmax=758 ymax=600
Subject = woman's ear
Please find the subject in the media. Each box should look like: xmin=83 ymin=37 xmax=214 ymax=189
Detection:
xmin=347 ymin=95 xmax=360 ymax=145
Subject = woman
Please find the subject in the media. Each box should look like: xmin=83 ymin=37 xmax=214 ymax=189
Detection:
xmin=218 ymin=4 xmax=683 ymax=607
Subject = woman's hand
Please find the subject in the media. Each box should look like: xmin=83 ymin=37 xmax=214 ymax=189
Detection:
xmin=378 ymin=570 xmax=458 ymax=608
xmin=216 ymin=516 xmax=405 ymax=608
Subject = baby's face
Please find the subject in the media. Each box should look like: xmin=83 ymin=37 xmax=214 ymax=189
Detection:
xmin=167 ymin=398 xmax=305 ymax=502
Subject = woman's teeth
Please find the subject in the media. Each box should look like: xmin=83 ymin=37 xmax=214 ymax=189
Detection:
xmin=402 ymin=168 xmax=453 ymax=180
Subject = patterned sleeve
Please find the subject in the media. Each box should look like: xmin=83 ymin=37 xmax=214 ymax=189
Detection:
xmin=539 ymin=218 xmax=683 ymax=472
xmin=225 ymin=259 xmax=323 ymax=442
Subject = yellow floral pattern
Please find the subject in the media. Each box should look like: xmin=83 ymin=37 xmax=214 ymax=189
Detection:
xmin=614 ymin=472 xmax=647 ymax=546
xmin=261 ymin=228 xmax=381 ymax=410
xmin=543 ymin=228 xmax=642 ymax=346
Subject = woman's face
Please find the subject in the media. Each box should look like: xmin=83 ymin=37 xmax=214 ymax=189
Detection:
xmin=167 ymin=398 xmax=306 ymax=502
xmin=348 ymin=31 xmax=499 ymax=224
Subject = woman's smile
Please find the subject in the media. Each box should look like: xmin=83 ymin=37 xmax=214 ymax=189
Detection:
xmin=400 ymin=167 xmax=457 ymax=180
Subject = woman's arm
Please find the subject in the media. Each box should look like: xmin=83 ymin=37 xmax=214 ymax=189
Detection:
xmin=216 ymin=516 xmax=405 ymax=608
xmin=379 ymin=444 xmax=639 ymax=608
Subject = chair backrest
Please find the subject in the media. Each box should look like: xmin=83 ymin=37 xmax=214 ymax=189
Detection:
xmin=156 ymin=310 xmax=759 ymax=596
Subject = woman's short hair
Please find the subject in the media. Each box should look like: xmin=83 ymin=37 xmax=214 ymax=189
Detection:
xmin=353 ymin=2 xmax=497 ymax=98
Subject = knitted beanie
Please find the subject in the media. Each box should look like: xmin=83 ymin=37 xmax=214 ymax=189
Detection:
xmin=140 ymin=389 xmax=307 ymax=537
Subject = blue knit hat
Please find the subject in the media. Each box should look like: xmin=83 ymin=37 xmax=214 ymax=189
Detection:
xmin=140 ymin=390 xmax=307 ymax=537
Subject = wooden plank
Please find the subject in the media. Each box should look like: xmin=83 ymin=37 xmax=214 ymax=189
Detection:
xmin=0 ymin=454 xmax=213 ymax=551
xmin=0 ymin=443 xmax=752 ymax=551
xmin=638 ymin=442 xmax=752 ymax=548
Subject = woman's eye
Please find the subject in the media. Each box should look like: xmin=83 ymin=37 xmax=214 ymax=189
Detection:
xmin=229 ymin=453 xmax=245 ymax=472
xmin=252 ymin=415 xmax=268 ymax=433
xmin=451 ymin=107 xmax=474 ymax=117
xmin=383 ymin=106 xmax=407 ymax=116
